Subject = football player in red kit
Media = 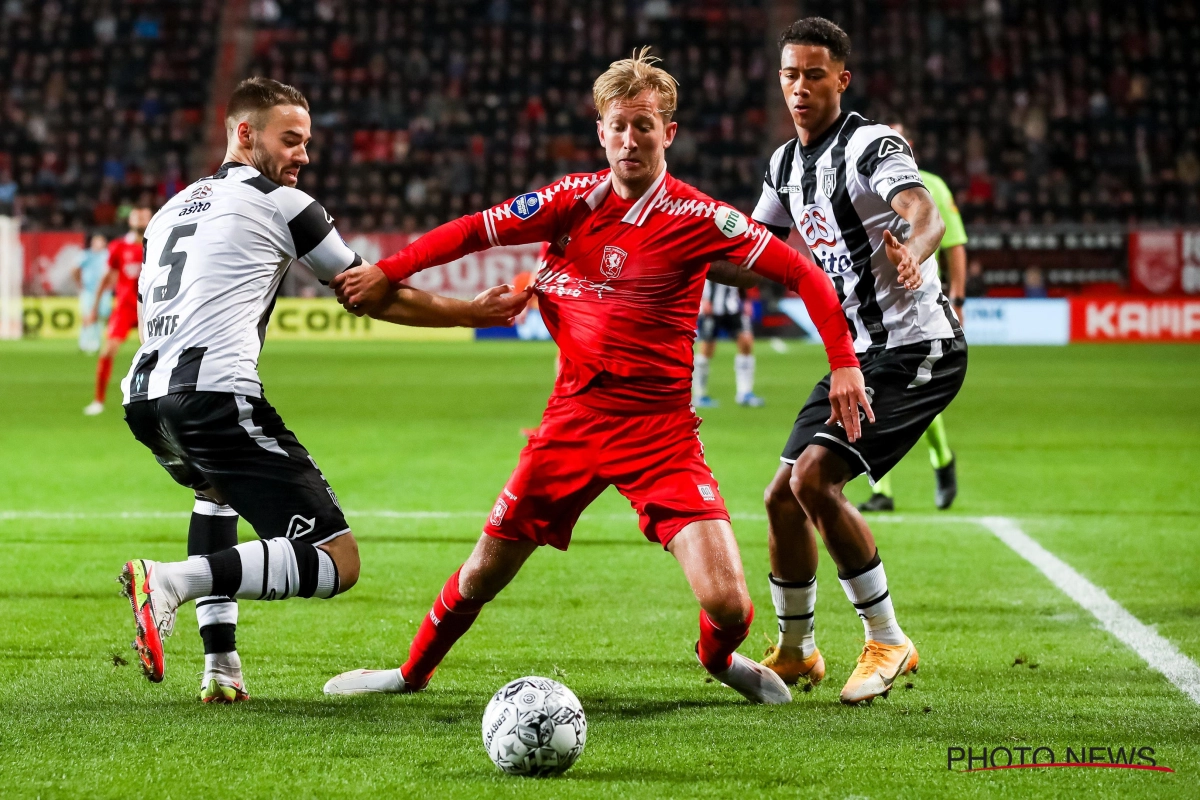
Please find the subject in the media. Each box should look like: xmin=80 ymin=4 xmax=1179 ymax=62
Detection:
xmin=83 ymin=204 xmax=152 ymax=415
xmin=324 ymin=51 xmax=872 ymax=705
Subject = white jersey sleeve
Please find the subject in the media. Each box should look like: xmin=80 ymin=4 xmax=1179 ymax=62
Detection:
xmin=254 ymin=178 xmax=361 ymax=283
xmin=852 ymin=132 xmax=926 ymax=205
xmin=751 ymin=139 xmax=799 ymax=230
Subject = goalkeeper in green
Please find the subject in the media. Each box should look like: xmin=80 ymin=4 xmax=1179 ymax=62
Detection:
xmin=859 ymin=123 xmax=965 ymax=512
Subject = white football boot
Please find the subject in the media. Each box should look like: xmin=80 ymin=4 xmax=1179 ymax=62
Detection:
xmin=324 ymin=667 xmax=410 ymax=695
xmin=200 ymin=652 xmax=249 ymax=703
xmin=83 ymin=400 xmax=104 ymax=416
xmin=709 ymin=651 xmax=793 ymax=705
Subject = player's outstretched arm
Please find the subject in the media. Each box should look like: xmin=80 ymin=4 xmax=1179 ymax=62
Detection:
xmin=886 ymin=186 xmax=945 ymax=291
xmin=706 ymin=260 xmax=763 ymax=289
xmin=368 ymin=284 xmax=532 ymax=329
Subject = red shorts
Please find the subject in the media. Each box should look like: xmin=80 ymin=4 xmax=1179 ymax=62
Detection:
xmin=484 ymin=396 xmax=730 ymax=550
xmin=106 ymin=300 xmax=137 ymax=342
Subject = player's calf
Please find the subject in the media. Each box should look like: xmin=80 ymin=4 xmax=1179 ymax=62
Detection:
xmin=189 ymin=496 xmax=243 ymax=700
xmin=325 ymin=535 xmax=534 ymax=696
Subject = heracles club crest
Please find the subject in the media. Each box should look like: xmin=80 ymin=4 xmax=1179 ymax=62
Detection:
xmin=819 ymin=167 xmax=837 ymax=198
xmin=601 ymin=245 xmax=627 ymax=279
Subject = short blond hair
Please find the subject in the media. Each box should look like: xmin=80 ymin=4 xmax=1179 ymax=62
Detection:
xmin=593 ymin=47 xmax=678 ymax=122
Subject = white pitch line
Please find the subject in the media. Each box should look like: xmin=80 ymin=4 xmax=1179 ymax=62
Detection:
xmin=979 ymin=515 xmax=1200 ymax=706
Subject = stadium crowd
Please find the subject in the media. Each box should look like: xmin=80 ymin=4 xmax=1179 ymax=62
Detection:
xmin=834 ymin=0 xmax=1200 ymax=225
xmin=245 ymin=0 xmax=770 ymax=232
xmin=0 ymin=0 xmax=220 ymax=230
xmin=1 ymin=0 xmax=1198 ymax=231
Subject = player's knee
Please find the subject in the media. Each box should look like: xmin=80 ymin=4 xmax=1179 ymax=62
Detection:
xmin=764 ymin=471 xmax=797 ymax=513
xmin=705 ymin=591 xmax=753 ymax=630
xmin=790 ymin=463 xmax=836 ymax=518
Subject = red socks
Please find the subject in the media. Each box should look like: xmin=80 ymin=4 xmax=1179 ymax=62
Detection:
xmin=95 ymin=355 xmax=113 ymax=403
xmin=697 ymin=606 xmax=754 ymax=674
xmin=401 ymin=567 xmax=488 ymax=688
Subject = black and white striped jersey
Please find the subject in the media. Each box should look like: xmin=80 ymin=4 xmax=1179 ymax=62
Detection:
xmin=120 ymin=162 xmax=360 ymax=403
xmin=751 ymin=112 xmax=957 ymax=352
xmin=701 ymin=279 xmax=743 ymax=316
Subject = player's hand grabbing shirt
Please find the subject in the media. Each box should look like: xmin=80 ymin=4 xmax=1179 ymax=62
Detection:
xmin=378 ymin=167 xmax=856 ymax=411
xmin=121 ymin=162 xmax=361 ymax=403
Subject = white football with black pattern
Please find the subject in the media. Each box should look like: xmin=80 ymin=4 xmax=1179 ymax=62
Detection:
xmin=481 ymin=676 xmax=587 ymax=776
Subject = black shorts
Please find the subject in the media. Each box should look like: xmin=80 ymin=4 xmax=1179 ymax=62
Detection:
xmin=124 ymin=392 xmax=350 ymax=545
xmin=699 ymin=313 xmax=752 ymax=343
xmin=780 ymin=335 xmax=967 ymax=481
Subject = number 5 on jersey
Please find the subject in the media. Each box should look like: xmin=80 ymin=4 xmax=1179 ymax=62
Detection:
xmin=153 ymin=223 xmax=198 ymax=303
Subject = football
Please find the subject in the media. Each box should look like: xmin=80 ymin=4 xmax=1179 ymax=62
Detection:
xmin=481 ymin=676 xmax=587 ymax=776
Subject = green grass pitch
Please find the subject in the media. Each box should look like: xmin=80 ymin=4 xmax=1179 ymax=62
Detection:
xmin=1 ymin=338 xmax=1198 ymax=798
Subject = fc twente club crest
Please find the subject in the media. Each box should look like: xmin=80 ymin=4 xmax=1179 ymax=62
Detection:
xmin=601 ymin=245 xmax=627 ymax=279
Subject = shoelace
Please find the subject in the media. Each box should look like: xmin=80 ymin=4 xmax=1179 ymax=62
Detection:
xmin=853 ymin=641 xmax=898 ymax=674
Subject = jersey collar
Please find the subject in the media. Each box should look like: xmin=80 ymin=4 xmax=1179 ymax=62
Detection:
xmin=615 ymin=165 xmax=669 ymax=226
xmin=798 ymin=111 xmax=856 ymax=164
xmin=582 ymin=165 xmax=668 ymax=227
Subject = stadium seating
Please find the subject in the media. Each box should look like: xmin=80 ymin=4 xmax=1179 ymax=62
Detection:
xmin=821 ymin=0 xmax=1200 ymax=225
xmin=0 ymin=1 xmax=220 ymax=230
xmin=1 ymin=0 xmax=1197 ymax=229
xmin=245 ymin=0 xmax=770 ymax=232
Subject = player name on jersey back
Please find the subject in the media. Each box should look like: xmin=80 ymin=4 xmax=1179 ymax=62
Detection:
xmin=120 ymin=162 xmax=360 ymax=404
xmin=752 ymin=112 xmax=957 ymax=352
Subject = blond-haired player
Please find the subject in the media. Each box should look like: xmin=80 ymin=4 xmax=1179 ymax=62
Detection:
xmin=324 ymin=50 xmax=869 ymax=704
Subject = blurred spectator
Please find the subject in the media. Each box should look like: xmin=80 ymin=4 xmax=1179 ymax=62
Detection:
xmin=1023 ymin=266 xmax=1048 ymax=298
xmin=965 ymin=259 xmax=988 ymax=297
xmin=0 ymin=167 xmax=17 ymax=215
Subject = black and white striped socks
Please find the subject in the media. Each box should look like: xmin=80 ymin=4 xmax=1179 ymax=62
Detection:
xmin=768 ymin=573 xmax=818 ymax=657
xmin=189 ymin=498 xmax=239 ymax=655
xmin=837 ymin=552 xmax=905 ymax=645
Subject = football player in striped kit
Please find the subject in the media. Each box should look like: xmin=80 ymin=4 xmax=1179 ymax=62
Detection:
xmin=692 ymin=277 xmax=765 ymax=408
xmin=114 ymin=78 xmax=526 ymax=701
xmin=714 ymin=18 xmax=968 ymax=704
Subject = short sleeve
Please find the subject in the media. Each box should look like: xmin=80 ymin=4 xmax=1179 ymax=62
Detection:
xmin=272 ymin=186 xmax=361 ymax=283
xmin=696 ymin=206 xmax=775 ymax=271
xmin=751 ymin=178 xmax=794 ymax=230
xmin=856 ymin=134 xmax=925 ymax=205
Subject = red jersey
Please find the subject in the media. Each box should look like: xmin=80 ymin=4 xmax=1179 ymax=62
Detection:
xmin=107 ymin=234 xmax=144 ymax=311
xmin=380 ymin=168 xmax=856 ymax=412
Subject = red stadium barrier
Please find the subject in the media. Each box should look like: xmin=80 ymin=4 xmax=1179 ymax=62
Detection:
xmin=1069 ymin=297 xmax=1200 ymax=342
